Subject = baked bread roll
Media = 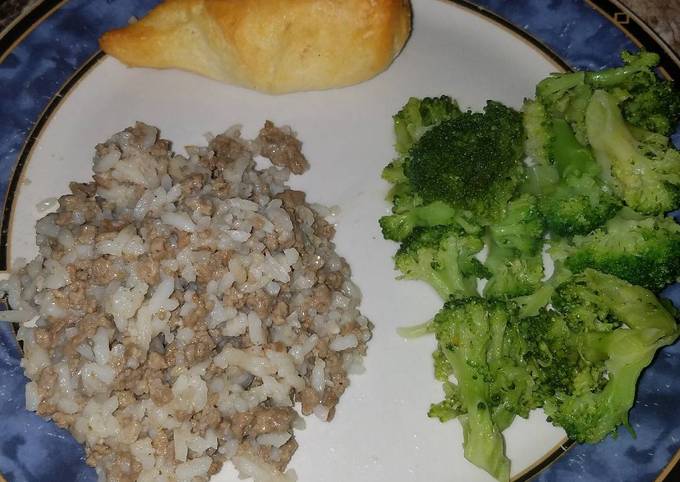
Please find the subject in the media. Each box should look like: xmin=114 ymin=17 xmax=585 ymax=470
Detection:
xmin=100 ymin=0 xmax=412 ymax=94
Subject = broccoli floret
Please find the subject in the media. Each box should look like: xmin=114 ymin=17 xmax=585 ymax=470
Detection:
xmin=518 ymin=310 xmax=607 ymax=403
xmin=552 ymin=272 xmax=623 ymax=335
xmin=523 ymin=105 xmax=597 ymax=179
xmin=421 ymin=271 xmax=678 ymax=478
xmin=380 ymin=170 xmax=481 ymax=242
xmin=524 ymin=97 xmax=621 ymax=236
xmin=546 ymin=118 xmax=620 ymax=234
xmin=543 ymin=269 xmax=679 ymax=443
xmin=404 ymin=101 xmax=525 ymax=222
xmin=486 ymin=358 xmax=539 ymax=430
xmin=394 ymin=96 xmax=462 ymax=154
xmin=621 ymin=78 xmax=680 ymax=136
xmin=489 ymin=194 xmax=545 ymax=255
xmin=564 ymin=209 xmax=680 ymax=291
xmin=381 ymin=158 xmax=408 ymax=186
xmin=483 ymin=194 xmax=545 ymax=299
xmin=379 ymin=199 xmax=459 ymax=242
xmin=535 ymin=51 xmax=680 ymax=144
xmin=539 ymin=174 xmax=621 ymax=237
xmin=431 ymin=298 xmax=524 ymax=481
xmin=586 ymin=89 xmax=680 ymax=214
xmin=561 ymin=83 xmax=595 ymax=145
xmin=483 ymin=248 xmax=544 ymax=299
xmin=433 ymin=345 xmax=454 ymax=381
xmin=586 ymin=51 xmax=680 ymax=136
xmin=393 ymin=226 xmax=485 ymax=299
xmin=536 ymin=71 xmax=587 ymax=114
xmin=512 ymin=261 xmax=572 ymax=318
xmin=535 ymin=71 xmax=592 ymax=144
xmin=381 ymin=96 xmax=471 ymax=242
xmin=428 ymin=381 xmax=464 ymax=422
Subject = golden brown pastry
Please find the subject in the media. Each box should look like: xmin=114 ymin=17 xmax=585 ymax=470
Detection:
xmin=100 ymin=0 xmax=412 ymax=94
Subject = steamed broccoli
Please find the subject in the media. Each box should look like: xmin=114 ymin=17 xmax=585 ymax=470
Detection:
xmin=538 ymin=174 xmax=621 ymax=237
xmin=534 ymin=71 xmax=592 ymax=144
xmin=564 ymin=210 xmax=680 ymax=291
xmin=381 ymin=157 xmax=408 ymax=186
xmin=383 ymin=67 xmax=680 ymax=482
xmin=428 ymin=380 xmax=464 ymax=422
xmin=536 ymin=71 xmax=586 ymax=108
xmin=586 ymin=89 xmax=680 ymax=214
xmin=380 ymin=137 xmax=471 ymax=242
xmin=512 ymin=260 xmax=572 ymax=318
xmin=483 ymin=194 xmax=545 ymax=299
xmin=379 ymin=198 xmax=459 ymax=242
xmin=404 ymin=101 xmax=525 ymax=222
xmin=588 ymin=51 xmax=680 ymax=136
xmin=488 ymin=193 xmax=544 ymax=255
xmin=430 ymin=298 xmax=523 ymax=482
xmin=393 ymin=225 xmax=485 ymax=299
xmin=535 ymin=51 xmax=680 ymax=141
xmin=483 ymin=246 xmax=544 ymax=299
xmin=408 ymin=270 xmax=678 ymax=482
xmin=381 ymin=99 xmax=526 ymax=240
xmin=543 ymin=269 xmax=679 ymax=443
xmin=550 ymin=118 xmax=600 ymax=178
xmin=527 ymin=51 xmax=680 ymax=222
xmin=523 ymin=100 xmax=621 ymax=236
xmin=621 ymin=81 xmax=680 ymax=136
xmin=518 ymin=309 xmax=607 ymax=404
xmin=394 ymin=96 xmax=462 ymax=154
xmin=506 ymin=269 xmax=678 ymax=445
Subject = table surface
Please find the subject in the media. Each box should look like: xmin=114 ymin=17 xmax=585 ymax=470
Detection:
xmin=623 ymin=0 xmax=679 ymax=52
xmin=0 ymin=0 xmax=678 ymax=53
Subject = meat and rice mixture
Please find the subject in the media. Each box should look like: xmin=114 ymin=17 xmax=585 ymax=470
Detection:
xmin=0 ymin=122 xmax=372 ymax=482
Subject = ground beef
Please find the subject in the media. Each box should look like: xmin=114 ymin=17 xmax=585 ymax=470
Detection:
xmin=256 ymin=121 xmax=309 ymax=174
xmin=247 ymin=407 xmax=296 ymax=437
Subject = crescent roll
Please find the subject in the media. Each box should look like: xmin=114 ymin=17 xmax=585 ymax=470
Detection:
xmin=100 ymin=0 xmax=412 ymax=94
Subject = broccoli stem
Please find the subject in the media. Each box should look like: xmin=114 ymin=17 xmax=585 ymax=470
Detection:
xmin=397 ymin=320 xmax=434 ymax=338
xmin=586 ymin=90 xmax=638 ymax=172
xmin=443 ymin=347 xmax=511 ymax=482
xmin=551 ymin=118 xmax=599 ymax=178
xmin=585 ymin=51 xmax=659 ymax=88
xmin=536 ymin=72 xmax=586 ymax=103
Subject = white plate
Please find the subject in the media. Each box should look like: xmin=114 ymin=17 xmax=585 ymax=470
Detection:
xmin=9 ymin=1 xmax=564 ymax=480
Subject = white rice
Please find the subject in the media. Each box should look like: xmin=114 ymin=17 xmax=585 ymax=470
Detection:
xmin=0 ymin=122 xmax=372 ymax=482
